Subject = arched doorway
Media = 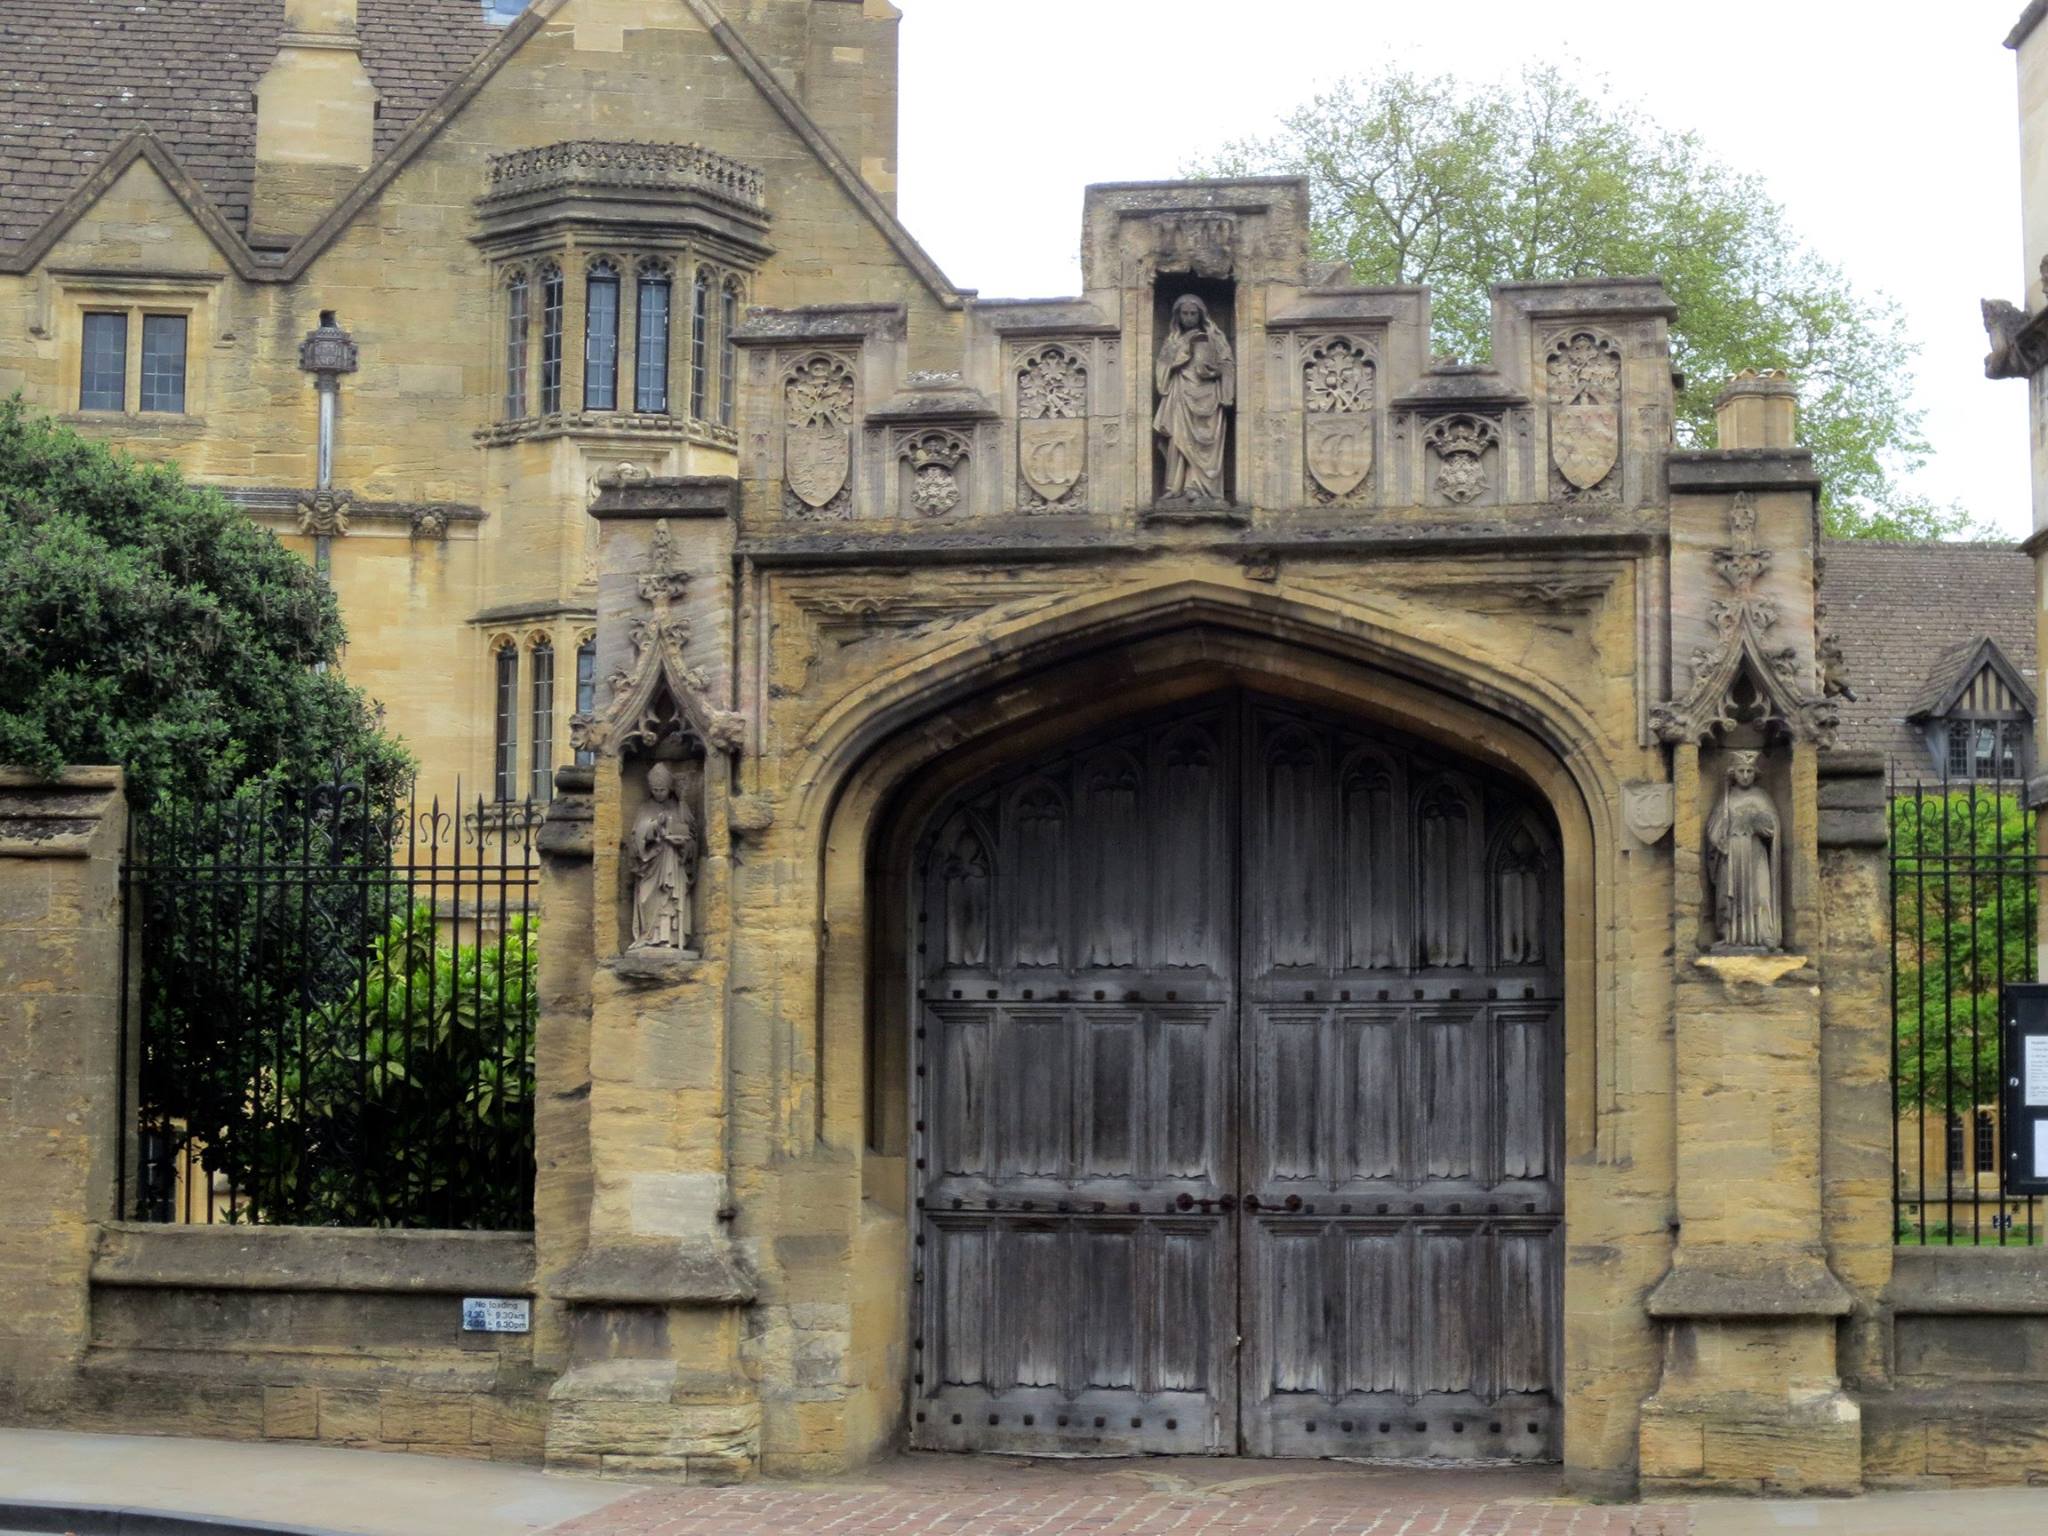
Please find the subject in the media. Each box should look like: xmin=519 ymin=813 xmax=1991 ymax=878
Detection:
xmin=904 ymin=690 xmax=1563 ymax=1461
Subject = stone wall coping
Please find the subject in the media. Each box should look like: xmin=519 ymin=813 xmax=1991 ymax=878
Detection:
xmin=590 ymin=477 xmax=738 ymax=520
xmin=1666 ymin=450 xmax=1821 ymax=493
xmin=733 ymin=303 xmax=908 ymax=345
xmin=553 ymin=1239 xmax=756 ymax=1307
xmin=91 ymin=1223 xmax=535 ymax=1296
xmin=1645 ymin=1248 xmax=1854 ymax=1319
xmin=1887 ymin=1245 xmax=2048 ymax=1314
xmin=734 ymin=519 xmax=1663 ymax=569
xmin=0 ymin=766 xmax=125 ymax=859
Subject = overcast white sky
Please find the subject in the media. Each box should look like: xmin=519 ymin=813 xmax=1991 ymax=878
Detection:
xmin=897 ymin=0 xmax=2033 ymax=536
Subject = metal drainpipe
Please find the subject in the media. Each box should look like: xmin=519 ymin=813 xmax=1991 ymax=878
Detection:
xmin=297 ymin=312 xmax=359 ymax=673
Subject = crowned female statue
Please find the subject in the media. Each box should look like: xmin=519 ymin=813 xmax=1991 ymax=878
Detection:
xmin=1153 ymin=294 xmax=1236 ymax=502
xmin=1706 ymin=750 xmax=1782 ymax=951
xmin=629 ymin=761 xmax=700 ymax=951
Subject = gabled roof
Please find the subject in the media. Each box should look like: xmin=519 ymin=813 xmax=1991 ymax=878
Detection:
xmin=1817 ymin=539 xmax=2038 ymax=762
xmin=0 ymin=0 xmax=962 ymax=305
xmin=1902 ymin=635 xmax=2037 ymax=721
xmin=0 ymin=0 xmax=498 ymax=255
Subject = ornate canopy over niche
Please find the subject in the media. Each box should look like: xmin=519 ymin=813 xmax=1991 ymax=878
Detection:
xmin=570 ymin=518 xmax=745 ymax=760
xmin=1652 ymin=494 xmax=1838 ymax=746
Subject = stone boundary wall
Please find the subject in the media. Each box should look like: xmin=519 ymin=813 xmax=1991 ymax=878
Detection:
xmin=1865 ymin=1248 xmax=2048 ymax=1485
xmin=75 ymin=1225 xmax=549 ymax=1462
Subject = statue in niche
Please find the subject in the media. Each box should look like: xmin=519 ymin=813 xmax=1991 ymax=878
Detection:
xmin=1706 ymin=750 xmax=1783 ymax=951
xmin=1154 ymin=294 xmax=1235 ymax=502
xmin=629 ymin=760 xmax=700 ymax=951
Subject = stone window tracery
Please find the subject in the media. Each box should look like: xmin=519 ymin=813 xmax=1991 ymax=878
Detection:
xmin=492 ymin=638 xmax=520 ymax=803
xmin=530 ymin=636 xmax=557 ymax=803
xmin=719 ymin=277 xmax=742 ymax=428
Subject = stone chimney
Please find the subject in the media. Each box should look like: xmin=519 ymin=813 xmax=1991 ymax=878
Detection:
xmin=251 ymin=0 xmax=378 ymax=245
xmin=1714 ymin=369 xmax=1799 ymax=451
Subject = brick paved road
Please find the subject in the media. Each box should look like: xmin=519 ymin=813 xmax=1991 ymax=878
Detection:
xmin=558 ymin=1456 xmax=1690 ymax=1536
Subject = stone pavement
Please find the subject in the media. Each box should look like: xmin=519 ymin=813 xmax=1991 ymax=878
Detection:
xmin=5 ymin=1433 xmax=2048 ymax=1536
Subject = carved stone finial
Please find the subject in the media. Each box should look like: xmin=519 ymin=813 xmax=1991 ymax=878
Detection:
xmin=1651 ymin=494 xmax=1837 ymax=746
xmin=572 ymin=519 xmax=748 ymax=760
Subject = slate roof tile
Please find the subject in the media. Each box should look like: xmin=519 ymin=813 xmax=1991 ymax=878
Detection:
xmin=0 ymin=0 xmax=499 ymax=253
xmin=1816 ymin=539 xmax=2036 ymax=767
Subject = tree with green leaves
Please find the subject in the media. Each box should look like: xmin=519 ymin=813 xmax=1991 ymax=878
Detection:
xmin=0 ymin=396 xmax=406 ymax=802
xmin=1197 ymin=66 xmax=1967 ymax=539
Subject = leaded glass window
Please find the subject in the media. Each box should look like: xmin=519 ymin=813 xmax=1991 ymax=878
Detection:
xmin=530 ymin=641 xmax=555 ymax=803
xmin=139 ymin=315 xmax=187 ymax=414
xmin=574 ymin=640 xmax=597 ymax=769
xmin=585 ymin=261 xmax=621 ymax=411
xmin=80 ymin=312 xmax=127 ymax=411
xmin=690 ymin=268 xmax=710 ymax=419
xmin=719 ymin=279 xmax=740 ymax=428
xmin=494 ymin=646 xmax=519 ymax=803
xmin=504 ymin=270 xmax=530 ymax=419
xmin=539 ymin=264 xmax=564 ymax=415
xmin=635 ymin=265 xmax=671 ymax=414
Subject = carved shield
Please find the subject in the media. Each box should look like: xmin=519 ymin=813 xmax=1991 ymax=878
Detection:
xmin=1019 ymin=418 xmax=1085 ymax=502
xmin=1305 ymin=414 xmax=1373 ymax=498
xmin=786 ymin=426 xmax=850 ymax=510
xmin=1552 ymin=402 xmax=1619 ymax=491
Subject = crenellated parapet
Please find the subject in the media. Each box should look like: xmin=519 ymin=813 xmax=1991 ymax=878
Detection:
xmin=734 ymin=179 xmax=1678 ymax=531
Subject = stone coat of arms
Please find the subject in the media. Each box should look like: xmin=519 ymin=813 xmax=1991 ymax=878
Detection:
xmin=784 ymin=354 xmax=856 ymax=511
xmin=1547 ymin=330 xmax=1622 ymax=492
xmin=1302 ymin=337 xmax=1375 ymax=499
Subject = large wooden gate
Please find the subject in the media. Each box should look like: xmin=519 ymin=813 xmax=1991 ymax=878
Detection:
xmin=908 ymin=693 xmax=1563 ymax=1460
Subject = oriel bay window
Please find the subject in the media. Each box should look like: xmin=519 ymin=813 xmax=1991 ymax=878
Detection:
xmin=539 ymin=263 xmax=565 ymax=415
xmin=584 ymin=260 xmax=621 ymax=411
xmin=635 ymin=262 xmax=672 ymax=413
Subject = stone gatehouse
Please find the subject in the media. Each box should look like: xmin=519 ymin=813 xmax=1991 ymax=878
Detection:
xmin=4 ymin=0 xmax=2042 ymax=1503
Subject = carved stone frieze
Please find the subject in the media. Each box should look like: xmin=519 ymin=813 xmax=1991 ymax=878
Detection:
xmin=782 ymin=353 xmax=857 ymax=518
xmin=1423 ymin=414 xmax=1499 ymax=505
xmin=1651 ymin=494 xmax=1837 ymax=745
xmin=1545 ymin=329 xmax=1622 ymax=502
xmin=572 ymin=519 xmax=746 ymax=758
xmin=1301 ymin=335 xmax=1375 ymax=504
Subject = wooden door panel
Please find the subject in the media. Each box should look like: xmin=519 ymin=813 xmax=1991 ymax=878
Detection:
xmin=1238 ymin=700 xmax=1562 ymax=1463
xmin=912 ymin=707 xmax=1237 ymax=1456
xmin=913 ymin=694 xmax=1561 ymax=1461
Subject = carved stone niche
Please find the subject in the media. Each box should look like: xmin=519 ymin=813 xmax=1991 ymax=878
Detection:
xmin=620 ymin=751 xmax=704 ymax=961
xmin=1702 ymin=742 xmax=1788 ymax=955
xmin=1150 ymin=286 xmax=1240 ymax=516
xmin=1300 ymin=334 xmax=1377 ymax=506
xmin=1015 ymin=341 xmax=1089 ymax=514
xmin=779 ymin=351 xmax=858 ymax=519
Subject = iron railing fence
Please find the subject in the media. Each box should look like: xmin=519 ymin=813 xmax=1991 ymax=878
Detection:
xmin=1890 ymin=754 xmax=2041 ymax=1245
xmin=120 ymin=771 xmax=542 ymax=1229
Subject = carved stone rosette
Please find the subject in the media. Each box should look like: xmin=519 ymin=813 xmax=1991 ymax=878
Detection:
xmin=1016 ymin=343 xmax=1088 ymax=513
xmin=781 ymin=353 xmax=856 ymax=519
xmin=570 ymin=519 xmax=747 ymax=759
xmin=1651 ymin=494 xmax=1837 ymax=746
xmin=1545 ymin=329 xmax=1621 ymax=503
xmin=1302 ymin=335 xmax=1375 ymax=505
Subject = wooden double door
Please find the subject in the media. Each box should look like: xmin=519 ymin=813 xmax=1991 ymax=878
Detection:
xmin=908 ymin=693 xmax=1564 ymax=1460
